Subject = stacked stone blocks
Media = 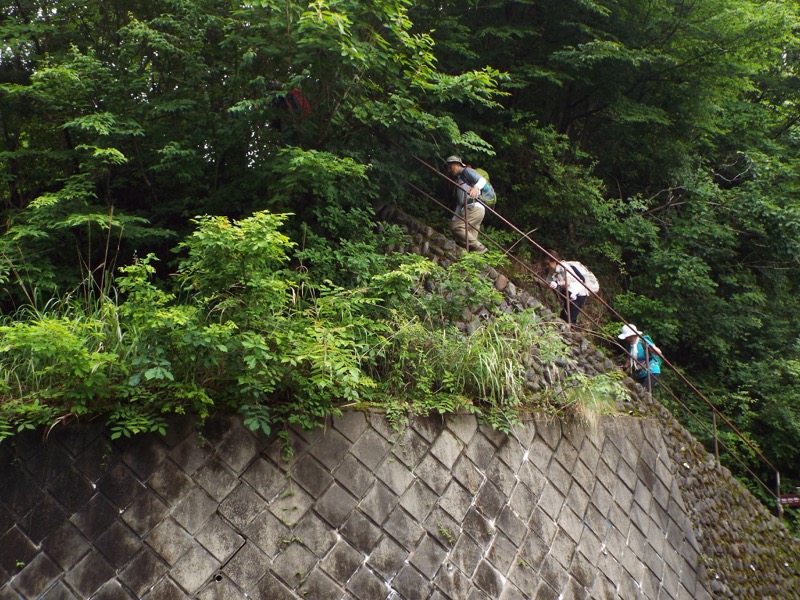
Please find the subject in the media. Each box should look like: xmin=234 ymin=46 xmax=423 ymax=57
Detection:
xmin=1 ymin=410 xmax=711 ymax=599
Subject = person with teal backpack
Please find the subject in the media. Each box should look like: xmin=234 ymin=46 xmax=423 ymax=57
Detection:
xmin=470 ymin=167 xmax=497 ymax=207
xmin=444 ymin=155 xmax=496 ymax=253
xmin=618 ymin=323 xmax=663 ymax=393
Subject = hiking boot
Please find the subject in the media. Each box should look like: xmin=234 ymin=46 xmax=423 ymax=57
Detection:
xmin=471 ymin=243 xmax=488 ymax=254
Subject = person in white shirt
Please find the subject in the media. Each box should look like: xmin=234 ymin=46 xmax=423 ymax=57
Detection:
xmin=543 ymin=250 xmax=589 ymax=325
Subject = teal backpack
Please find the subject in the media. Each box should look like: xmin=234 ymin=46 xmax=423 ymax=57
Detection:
xmin=474 ymin=167 xmax=497 ymax=207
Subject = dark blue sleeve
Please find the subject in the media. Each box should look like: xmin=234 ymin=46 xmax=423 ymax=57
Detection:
xmin=460 ymin=168 xmax=481 ymax=186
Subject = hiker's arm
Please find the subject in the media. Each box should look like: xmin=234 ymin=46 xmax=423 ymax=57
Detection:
xmin=535 ymin=275 xmax=558 ymax=290
xmin=559 ymin=267 xmax=578 ymax=299
xmin=646 ymin=340 xmax=662 ymax=355
xmin=547 ymin=266 xmax=565 ymax=292
xmin=463 ymin=170 xmax=486 ymax=199
xmin=468 ymin=175 xmax=486 ymax=199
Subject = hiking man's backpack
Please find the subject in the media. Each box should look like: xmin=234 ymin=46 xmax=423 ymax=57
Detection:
xmin=473 ymin=167 xmax=497 ymax=207
xmin=565 ymin=261 xmax=600 ymax=294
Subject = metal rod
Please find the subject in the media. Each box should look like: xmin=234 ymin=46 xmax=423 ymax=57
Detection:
xmin=407 ymin=151 xmax=781 ymax=476
xmin=397 ymin=148 xmax=783 ymax=501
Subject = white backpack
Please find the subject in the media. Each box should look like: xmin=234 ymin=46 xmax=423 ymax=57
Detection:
xmin=565 ymin=261 xmax=600 ymax=294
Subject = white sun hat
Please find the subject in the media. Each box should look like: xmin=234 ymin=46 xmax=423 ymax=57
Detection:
xmin=618 ymin=324 xmax=641 ymax=339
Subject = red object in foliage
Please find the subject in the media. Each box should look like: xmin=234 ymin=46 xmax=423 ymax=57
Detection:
xmin=286 ymin=88 xmax=312 ymax=116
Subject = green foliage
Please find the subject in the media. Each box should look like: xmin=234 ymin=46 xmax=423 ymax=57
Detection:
xmin=4 ymin=0 xmax=800 ymax=501
xmin=0 ymin=209 xmax=601 ymax=443
xmin=0 ymin=307 xmax=122 ymax=408
xmin=175 ymin=211 xmax=296 ymax=319
xmin=294 ymin=203 xmax=410 ymax=289
xmin=557 ymin=371 xmax=626 ymax=429
xmin=108 ymin=406 xmax=167 ymax=440
xmin=265 ymin=148 xmax=374 ymax=212
xmin=495 ymin=125 xmax=607 ymax=235
xmin=240 ymin=403 xmax=272 ymax=437
xmin=1 ymin=0 xmax=503 ymax=302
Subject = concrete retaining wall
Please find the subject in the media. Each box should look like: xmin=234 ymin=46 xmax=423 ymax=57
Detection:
xmin=2 ymin=411 xmax=716 ymax=599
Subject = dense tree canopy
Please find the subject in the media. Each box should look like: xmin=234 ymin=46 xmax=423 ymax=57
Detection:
xmin=2 ymin=0 xmax=800 ymax=512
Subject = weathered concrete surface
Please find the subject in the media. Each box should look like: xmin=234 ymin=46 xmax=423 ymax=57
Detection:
xmin=1 ymin=412 xmax=716 ymax=599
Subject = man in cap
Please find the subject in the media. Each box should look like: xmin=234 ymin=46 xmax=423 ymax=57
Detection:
xmin=618 ymin=324 xmax=662 ymax=393
xmin=445 ymin=155 xmax=488 ymax=253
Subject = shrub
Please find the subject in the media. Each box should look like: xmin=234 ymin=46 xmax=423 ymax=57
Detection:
xmin=0 ymin=209 xmax=617 ymax=443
